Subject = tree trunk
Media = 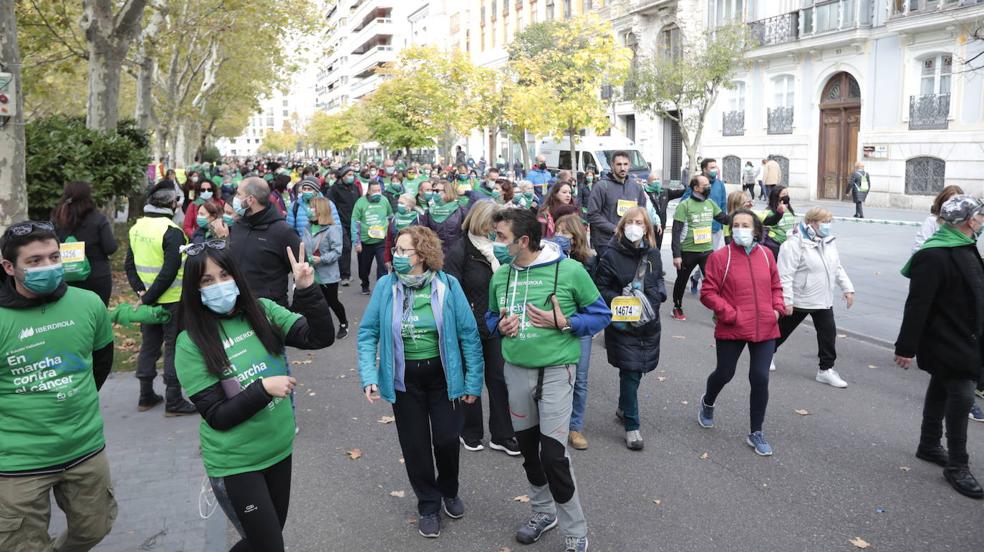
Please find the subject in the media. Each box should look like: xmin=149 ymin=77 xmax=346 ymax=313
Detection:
xmin=85 ymin=46 xmax=126 ymax=130
xmin=0 ymin=0 xmax=28 ymax=230
xmin=519 ymin=129 xmax=531 ymax=173
xmin=81 ymin=0 xmax=148 ymax=131
xmin=135 ymin=53 xmax=155 ymax=129
xmin=568 ymin=124 xmax=578 ymax=174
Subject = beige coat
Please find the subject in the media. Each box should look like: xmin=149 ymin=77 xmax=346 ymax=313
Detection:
xmin=763 ymin=159 xmax=782 ymax=186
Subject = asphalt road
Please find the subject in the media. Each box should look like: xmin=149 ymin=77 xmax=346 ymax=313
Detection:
xmin=278 ymin=273 xmax=984 ymax=552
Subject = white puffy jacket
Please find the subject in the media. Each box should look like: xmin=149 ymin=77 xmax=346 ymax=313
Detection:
xmin=777 ymin=225 xmax=854 ymax=310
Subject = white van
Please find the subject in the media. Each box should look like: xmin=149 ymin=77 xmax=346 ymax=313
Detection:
xmin=538 ymin=137 xmax=651 ymax=180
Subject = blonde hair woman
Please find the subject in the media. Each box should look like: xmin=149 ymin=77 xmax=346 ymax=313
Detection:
xmin=302 ymin=197 xmax=348 ymax=338
xmin=593 ymin=206 xmax=666 ymax=450
xmin=774 ymin=207 xmax=854 ymax=387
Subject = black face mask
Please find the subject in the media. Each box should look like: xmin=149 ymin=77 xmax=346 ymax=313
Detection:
xmin=781 ymin=196 xmax=790 ymax=205
xmin=538 ymin=163 xmax=547 ymax=170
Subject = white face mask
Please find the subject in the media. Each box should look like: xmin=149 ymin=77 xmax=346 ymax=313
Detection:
xmin=732 ymin=227 xmax=755 ymax=247
xmin=624 ymin=224 xmax=645 ymax=243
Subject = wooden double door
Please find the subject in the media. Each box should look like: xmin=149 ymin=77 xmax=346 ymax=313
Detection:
xmin=818 ymin=73 xmax=861 ymax=200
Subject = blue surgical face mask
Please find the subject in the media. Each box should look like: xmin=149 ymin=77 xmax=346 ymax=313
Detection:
xmin=22 ymin=263 xmax=65 ymax=295
xmin=553 ymin=235 xmax=572 ymax=254
xmin=493 ymin=242 xmax=517 ymax=265
xmin=302 ymin=191 xmax=316 ymax=201
xmin=817 ymin=222 xmax=832 ymax=238
xmin=222 ymin=214 xmax=235 ymax=225
xmin=196 ymin=216 xmax=209 ymax=229
xmin=392 ymin=254 xmax=415 ymax=274
xmin=200 ymin=280 xmax=240 ymax=315
xmin=199 ymin=191 xmax=213 ymax=201
xmin=232 ymin=196 xmax=248 ymax=216
xmin=732 ymin=227 xmax=755 ymax=247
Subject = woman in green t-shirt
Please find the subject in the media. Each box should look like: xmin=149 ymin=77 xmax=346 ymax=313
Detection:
xmin=357 ymin=226 xmax=485 ymax=539
xmin=352 ymin=181 xmax=394 ymax=295
xmin=174 ymin=240 xmax=334 ymax=552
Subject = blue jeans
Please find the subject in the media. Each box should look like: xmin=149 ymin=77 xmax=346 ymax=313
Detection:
xmin=569 ymin=335 xmax=592 ymax=432
xmin=618 ymin=371 xmax=643 ymax=431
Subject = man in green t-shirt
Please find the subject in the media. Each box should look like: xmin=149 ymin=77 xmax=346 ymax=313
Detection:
xmin=0 ymin=221 xmax=117 ymax=551
xmin=351 ymin=181 xmax=394 ymax=295
xmin=670 ymin=175 xmax=730 ymax=322
xmin=485 ymin=209 xmax=611 ymax=552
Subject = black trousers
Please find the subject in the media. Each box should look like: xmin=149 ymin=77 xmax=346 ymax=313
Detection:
xmin=392 ymin=357 xmax=463 ymax=515
xmin=340 ymin=230 xmax=352 ymax=280
xmin=673 ymin=250 xmax=710 ymax=307
xmin=318 ymin=283 xmax=348 ymax=326
xmin=136 ymin=302 xmax=180 ymax=388
xmin=704 ymin=339 xmax=774 ymax=433
xmin=220 ymin=455 xmax=292 ymax=552
xmin=742 ymin=183 xmax=756 ymax=197
xmin=357 ymin=241 xmax=387 ymax=290
xmin=854 ymin=201 xmax=864 ymax=218
xmin=776 ymin=307 xmax=837 ymax=370
xmin=920 ymin=375 xmax=976 ymax=468
xmin=462 ymin=336 xmax=515 ymax=443
xmin=70 ymin=274 xmax=113 ymax=306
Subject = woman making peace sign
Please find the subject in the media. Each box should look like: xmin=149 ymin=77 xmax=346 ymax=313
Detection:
xmin=175 ymin=240 xmax=334 ymax=552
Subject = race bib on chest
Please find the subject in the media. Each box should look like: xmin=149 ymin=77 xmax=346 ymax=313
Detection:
xmin=368 ymin=225 xmax=386 ymax=240
xmin=693 ymin=226 xmax=712 ymax=244
xmin=617 ymin=199 xmax=638 ymax=217
xmin=60 ymin=242 xmax=86 ymax=264
xmin=610 ymin=296 xmax=643 ymax=322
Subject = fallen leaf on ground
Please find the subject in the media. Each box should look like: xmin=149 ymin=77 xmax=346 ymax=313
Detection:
xmin=389 ymin=490 xmax=406 ymax=498
xmin=849 ymin=537 xmax=871 ymax=549
xmin=513 ymin=495 xmax=530 ymax=503
xmin=681 ymin=400 xmax=689 ymax=405
xmin=291 ymin=361 xmax=304 ymax=366
xmin=656 ymin=376 xmax=666 ymax=382
xmin=699 ymin=452 xmax=709 ymax=460
xmin=837 ymin=334 xmax=847 ymax=338
xmin=672 ymin=335 xmax=686 ymax=339
xmin=346 ymin=449 xmax=362 ymax=460
xmin=899 ymin=466 xmax=911 ymax=472
xmin=794 ymin=409 xmax=810 ymax=416
xmin=308 ymin=392 xmax=316 ymax=396
xmin=652 ymin=499 xmax=662 ymax=506
xmin=398 ymin=457 xmax=405 ymax=464
xmin=867 ymin=364 xmax=877 ymax=369
xmin=498 ymin=548 xmax=513 ymax=552
xmin=378 ymin=416 xmax=396 ymax=424
xmin=302 ymin=359 xmax=313 ymax=364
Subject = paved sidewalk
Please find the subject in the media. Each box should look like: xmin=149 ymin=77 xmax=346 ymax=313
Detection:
xmin=48 ymin=373 xmax=227 ymax=552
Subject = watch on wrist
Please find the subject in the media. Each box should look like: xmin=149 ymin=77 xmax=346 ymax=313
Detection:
xmin=560 ymin=322 xmax=572 ymax=332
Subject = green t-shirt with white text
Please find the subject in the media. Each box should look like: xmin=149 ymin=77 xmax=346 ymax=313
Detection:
xmin=674 ymin=198 xmax=721 ymax=253
xmin=402 ymin=284 xmax=440 ymax=360
xmin=352 ymin=196 xmax=393 ymax=244
xmin=175 ymin=300 xmax=301 ymax=478
xmin=488 ymin=259 xmax=600 ymax=368
xmin=0 ymin=287 xmax=113 ymax=472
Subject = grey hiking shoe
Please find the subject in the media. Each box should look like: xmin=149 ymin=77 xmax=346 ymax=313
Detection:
xmin=443 ymin=496 xmax=464 ymax=519
xmin=418 ymin=513 xmax=440 ymax=538
xmin=515 ymin=512 xmax=557 ymax=544
xmin=565 ymin=536 xmax=589 ymax=552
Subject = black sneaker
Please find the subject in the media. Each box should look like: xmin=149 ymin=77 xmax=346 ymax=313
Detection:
xmin=164 ymin=399 xmax=197 ymax=417
xmin=489 ymin=438 xmax=522 ymax=456
xmin=443 ymin=496 xmax=464 ymax=519
xmin=361 ymin=287 xmax=370 ymax=295
xmin=336 ymin=324 xmax=349 ymax=339
xmin=418 ymin=513 xmax=440 ymax=538
xmin=916 ymin=446 xmax=948 ymax=467
xmin=944 ymin=467 xmax=984 ymax=499
xmin=515 ymin=512 xmax=558 ymax=544
xmin=137 ymin=393 xmax=163 ymax=412
xmin=460 ymin=436 xmax=484 ymax=451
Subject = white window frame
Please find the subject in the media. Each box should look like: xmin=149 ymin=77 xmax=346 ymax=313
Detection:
xmin=729 ymin=81 xmax=746 ymax=112
xmin=771 ymin=74 xmax=795 ymax=108
xmin=918 ymin=53 xmax=953 ymax=97
xmin=708 ymin=0 xmax=744 ymax=28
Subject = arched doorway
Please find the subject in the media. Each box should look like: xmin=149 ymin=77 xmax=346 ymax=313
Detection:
xmin=817 ymin=72 xmax=861 ymax=200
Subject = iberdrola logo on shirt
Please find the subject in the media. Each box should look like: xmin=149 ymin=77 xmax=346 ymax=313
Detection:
xmin=18 ymin=320 xmax=75 ymax=341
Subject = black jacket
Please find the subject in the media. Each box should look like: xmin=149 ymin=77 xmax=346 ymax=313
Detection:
xmin=586 ymin=171 xmax=648 ymax=250
xmin=187 ymin=284 xmax=334 ymax=431
xmin=229 ymin=205 xmax=301 ymax=307
xmin=645 ymin=186 xmax=686 ymax=250
xmin=54 ymin=209 xmax=118 ymax=280
xmin=124 ymin=212 xmax=186 ymax=306
xmin=327 ymin=180 xmax=361 ymax=230
xmin=594 ymin=236 xmax=667 ymax=373
xmin=444 ymin=235 xmax=494 ymax=339
xmin=895 ymin=245 xmax=984 ymax=381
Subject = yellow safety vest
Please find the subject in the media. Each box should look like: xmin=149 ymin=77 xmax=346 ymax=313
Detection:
xmin=129 ymin=217 xmax=187 ymax=304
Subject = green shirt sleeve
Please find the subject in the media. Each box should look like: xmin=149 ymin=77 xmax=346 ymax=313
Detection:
xmin=673 ymin=200 xmax=688 ymax=223
xmin=175 ymin=331 xmax=218 ymax=396
xmin=260 ymin=299 xmax=302 ymax=334
xmin=569 ymin=260 xmax=601 ymax=307
xmin=92 ymin=295 xmax=114 ymax=349
xmin=711 ymin=201 xmax=722 ymax=216
xmin=488 ymin=268 xmax=504 ymax=312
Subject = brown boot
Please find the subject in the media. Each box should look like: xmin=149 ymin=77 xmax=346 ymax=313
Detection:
xmin=568 ymin=430 xmax=588 ymax=450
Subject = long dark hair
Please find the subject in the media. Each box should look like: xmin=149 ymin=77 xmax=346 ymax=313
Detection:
xmin=541 ymin=181 xmax=573 ymax=215
xmin=179 ymin=246 xmax=285 ymax=377
xmin=729 ymin=208 xmax=765 ymax=242
xmin=51 ymin=181 xmax=96 ymax=232
xmin=768 ymin=185 xmax=794 ymax=216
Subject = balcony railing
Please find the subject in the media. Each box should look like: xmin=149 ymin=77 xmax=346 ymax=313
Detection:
xmin=748 ymin=12 xmax=799 ymax=47
xmin=909 ymin=94 xmax=950 ymax=130
xmin=722 ymin=110 xmax=745 ymax=136
xmin=801 ymin=0 xmax=873 ymax=37
xmin=767 ymin=106 xmax=794 ymax=134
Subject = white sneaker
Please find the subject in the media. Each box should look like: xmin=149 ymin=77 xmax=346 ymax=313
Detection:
xmin=769 ymin=361 xmax=776 ymax=372
xmin=816 ymin=369 xmax=848 ymax=388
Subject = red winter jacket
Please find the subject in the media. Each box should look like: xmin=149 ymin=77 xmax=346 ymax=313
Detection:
xmin=700 ymin=242 xmax=785 ymax=342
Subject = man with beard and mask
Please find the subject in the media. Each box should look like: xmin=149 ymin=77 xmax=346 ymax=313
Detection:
xmin=670 ymin=175 xmax=730 ymax=321
xmin=124 ymin=182 xmax=197 ymax=415
xmin=0 ymin=222 xmax=118 ymax=551
xmin=327 ymin=166 xmax=363 ymax=285
xmin=586 ymin=151 xmax=649 ymax=261
xmin=896 ymin=195 xmax=984 ymax=499
xmin=527 ymin=155 xmax=553 ymax=199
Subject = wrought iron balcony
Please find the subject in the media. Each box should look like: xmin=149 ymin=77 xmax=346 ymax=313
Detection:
xmin=748 ymin=12 xmax=799 ymax=47
xmin=909 ymin=94 xmax=950 ymax=130
xmin=722 ymin=110 xmax=744 ymax=136
xmin=767 ymin=106 xmax=794 ymax=135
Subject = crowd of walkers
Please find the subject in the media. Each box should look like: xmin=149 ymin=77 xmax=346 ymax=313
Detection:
xmin=1 ymin=152 xmax=983 ymax=552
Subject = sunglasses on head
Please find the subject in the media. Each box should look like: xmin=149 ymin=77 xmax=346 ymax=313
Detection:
xmin=180 ymin=239 xmax=227 ymax=256
xmin=4 ymin=221 xmax=54 ymax=238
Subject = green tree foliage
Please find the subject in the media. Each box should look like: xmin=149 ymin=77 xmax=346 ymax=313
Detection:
xmin=25 ymin=116 xmax=150 ymax=219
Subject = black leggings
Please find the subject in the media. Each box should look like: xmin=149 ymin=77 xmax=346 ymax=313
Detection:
xmin=673 ymin=250 xmax=710 ymax=307
xmin=704 ymin=339 xmax=775 ymax=433
xmin=216 ymin=455 xmax=293 ymax=552
xmin=776 ymin=307 xmax=837 ymax=370
xmin=921 ymin=376 xmax=976 ymax=467
xmin=319 ymin=283 xmax=348 ymax=326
